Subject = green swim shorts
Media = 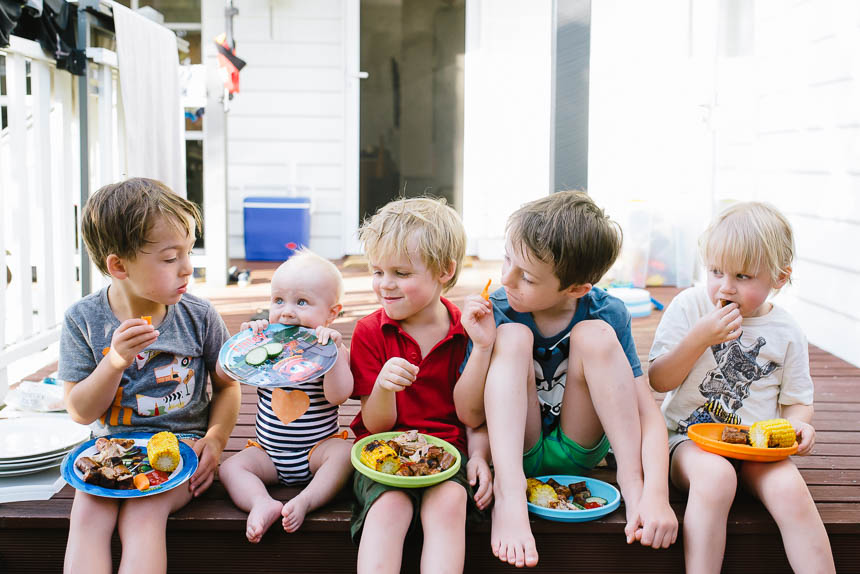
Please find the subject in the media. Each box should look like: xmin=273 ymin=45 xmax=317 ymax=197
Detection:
xmin=522 ymin=425 xmax=611 ymax=477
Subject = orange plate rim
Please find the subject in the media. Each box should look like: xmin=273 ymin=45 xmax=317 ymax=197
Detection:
xmin=686 ymin=422 xmax=797 ymax=462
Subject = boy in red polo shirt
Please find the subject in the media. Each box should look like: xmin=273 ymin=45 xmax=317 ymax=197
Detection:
xmin=349 ymin=197 xmax=493 ymax=574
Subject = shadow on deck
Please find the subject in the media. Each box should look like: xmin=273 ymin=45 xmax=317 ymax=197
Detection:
xmin=2 ymin=260 xmax=859 ymax=573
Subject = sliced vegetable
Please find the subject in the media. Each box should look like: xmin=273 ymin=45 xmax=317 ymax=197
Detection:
xmin=264 ymin=342 xmax=284 ymax=358
xmin=245 ymin=346 xmax=269 ymax=366
xmin=584 ymin=496 xmax=607 ymax=506
xmin=584 ymin=501 xmax=601 ymax=509
xmin=481 ymin=278 xmax=492 ymax=301
xmin=570 ymin=501 xmax=586 ymax=510
xmin=133 ymin=473 xmax=150 ymax=491
xmin=141 ymin=315 xmax=152 ymax=325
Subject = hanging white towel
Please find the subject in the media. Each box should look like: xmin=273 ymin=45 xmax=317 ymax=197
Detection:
xmin=110 ymin=2 xmax=186 ymax=197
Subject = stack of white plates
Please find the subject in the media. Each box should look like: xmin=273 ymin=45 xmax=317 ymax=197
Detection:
xmin=0 ymin=417 xmax=91 ymax=477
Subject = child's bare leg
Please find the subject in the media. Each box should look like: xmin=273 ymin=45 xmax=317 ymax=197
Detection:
xmin=484 ymin=322 xmax=542 ymax=568
xmin=282 ymin=438 xmax=353 ymax=532
xmin=64 ymin=491 xmax=120 ymax=574
xmin=671 ymin=441 xmax=737 ymax=574
xmin=219 ymin=446 xmax=281 ymax=543
xmin=741 ymin=459 xmax=835 ymax=574
xmin=420 ymin=480 xmax=468 ymax=573
xmin=116 ymin=482 xmax=193 ymax=574
xmin=357 ymin=490 xmax=413 ymax=574
xmin=561 ymin=321 xmax=643 ymax=508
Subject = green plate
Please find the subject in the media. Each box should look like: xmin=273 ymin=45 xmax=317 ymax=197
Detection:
xmin=350 ymin=432 xmax=461 ymax=488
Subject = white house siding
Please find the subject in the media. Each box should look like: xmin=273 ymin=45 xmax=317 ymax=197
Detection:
xmin=712 ymin=0 xmax=860 ymax=366
xmin=218 ymin=0 xmax=347 ymax=260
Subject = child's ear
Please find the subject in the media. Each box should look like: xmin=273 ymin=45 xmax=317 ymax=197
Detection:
xmin=774 ymin=266 xmax=792 ymax=289
xmin=439 ymin=259 xmax=456 ymax=285
xmin=564 ymin=283 xmax=592 ymax=298
xmin=106 ymin=254 xmax=129 ymax=280
xmin=328 ymin=302 xmax=343 ymax=324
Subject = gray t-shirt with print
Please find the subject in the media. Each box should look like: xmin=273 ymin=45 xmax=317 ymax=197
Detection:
xmin=58 ymin=288 xmax=229 ymax=437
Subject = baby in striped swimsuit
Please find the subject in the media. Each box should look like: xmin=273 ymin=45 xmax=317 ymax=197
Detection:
xmin=219 ymin=249 xmax=354 ymax=542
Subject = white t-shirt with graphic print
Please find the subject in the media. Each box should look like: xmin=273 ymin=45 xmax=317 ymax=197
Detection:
xmin=649 ymin=285 xmax=814 ymax=450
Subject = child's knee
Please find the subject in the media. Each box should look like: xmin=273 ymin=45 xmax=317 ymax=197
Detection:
xmin=570 ymin=320 xmax=619 ymax=358
xmin=496 ymin=323 xmax=533 ymax=351
xmin=690 ymin=462 xmax=737 ymax=506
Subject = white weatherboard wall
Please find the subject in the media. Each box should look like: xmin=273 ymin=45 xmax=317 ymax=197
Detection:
xmin=217 ymin=0 xmax=348 ymax=260
xmin=711 ymin=1 xmax=860 ymax=367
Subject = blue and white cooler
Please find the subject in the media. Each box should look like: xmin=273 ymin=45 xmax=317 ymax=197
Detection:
xmin=243 ymin=197 xmax=311 ymax=261
xmin=607 ymin=287 xmax=653 ymax=318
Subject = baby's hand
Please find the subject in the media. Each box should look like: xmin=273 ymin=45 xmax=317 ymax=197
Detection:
xmin=790 ymin=419 xmax=816 ymax=455
xmin=466 ymin=455 xmax=494 ymax=510
xmin=107 ymin=318 xmax=158 ymax=370
xmin=691 ymin=302 xmax=742 ymax=347
xmin=461 ymin=295 xmax=496 ymax=351
xmin=315 ymin=326 xmax=342 ymax=346
xmin=375 ymin=357 xmax=418 ymax=393
xmin=240 ymin=319 xmax=269 ymax=334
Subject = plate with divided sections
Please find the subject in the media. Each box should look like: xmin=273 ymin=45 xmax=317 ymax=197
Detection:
xmin=218 ymin=324 xmax=338 ymax=388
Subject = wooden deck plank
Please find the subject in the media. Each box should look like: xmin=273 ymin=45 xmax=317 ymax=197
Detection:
xmin=3 ymin=262 xmax=860 ymax=572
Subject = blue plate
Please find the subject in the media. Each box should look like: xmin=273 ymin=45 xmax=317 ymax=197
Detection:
xmin=526 ymin=475 xmax=621 ymax=523
xmin=218 ymin=324 xmax=338 ymax=388
xmin=61 ymin=433 xmax=198 ymax=498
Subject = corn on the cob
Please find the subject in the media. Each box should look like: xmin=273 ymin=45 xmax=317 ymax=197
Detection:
xmin=147 ymin=432 xmax=180 ymax=472
xmin=360 ymin=440 xmax=401 ymax=474
xmin=526 ymin=478 xmax=560 ymax=508
xmin=749 ymin=418 xmax=796 ymax=448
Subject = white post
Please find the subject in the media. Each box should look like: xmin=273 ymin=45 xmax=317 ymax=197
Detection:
xmin=32 ymin=60 xmax=57 ymax=331
xmin=54 ymin=71 xmax=79 ymax=315
xmin=98 ymin=61 xmax=115 ymax=188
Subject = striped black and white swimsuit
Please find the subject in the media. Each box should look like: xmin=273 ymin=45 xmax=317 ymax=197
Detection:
xmin=254 ymin=377 xmax=340 ymax=484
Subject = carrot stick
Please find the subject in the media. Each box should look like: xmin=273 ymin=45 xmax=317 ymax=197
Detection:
xmin=141 ymin=316 xmax=152 ymax=325
xmin=481 ymin=279 xmax=492 ymax=301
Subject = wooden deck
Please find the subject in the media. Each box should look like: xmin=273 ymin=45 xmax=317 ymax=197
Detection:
xmin=2 ymin=259 xmax=860 ymax=573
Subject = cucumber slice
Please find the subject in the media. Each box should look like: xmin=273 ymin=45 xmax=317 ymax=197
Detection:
xmin=570 ymin=502 xmax=586 ymax=510
xmin=584 ymin=496 xmax=607 ymax=506
xmin=245 ymin=346 xmax=269 ymax=366
xmin=264 ymin=342 xmax=284 ymax=358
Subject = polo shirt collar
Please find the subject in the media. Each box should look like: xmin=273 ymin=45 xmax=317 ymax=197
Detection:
xmin=380 ymin=297 xmax=465 ymax=340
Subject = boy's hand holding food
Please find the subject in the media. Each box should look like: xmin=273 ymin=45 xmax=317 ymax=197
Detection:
xmin=240 ymin=319 xmax=269 ymax=334
xmin=461 ymin=294 xmax=496 ymax=351
xmin=107 ymin=318 xmax=158 ymax=370
xmin=315 ymin=325 xmax=342 ymax=346
xmin=375 ymin=357 xmax=418 ymax=393
xmin=690 ymin=302 xmax=742 ymax=347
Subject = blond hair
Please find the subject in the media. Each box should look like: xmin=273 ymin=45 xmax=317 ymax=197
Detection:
xmin=275 ymin=248 xmax=344 ymax=303
xmin=699 ymin=202 xmax=794 ymax=287
xmin=507 ymin=190 xmax=622 ymax=288
xmin=81 ymin=178 xmax=202 ymax=275
xmin=359 ymin=196 xmax=466 ymax=292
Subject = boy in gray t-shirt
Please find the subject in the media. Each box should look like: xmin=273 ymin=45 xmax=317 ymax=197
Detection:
xmin=60 ymin=178 xmax=241 ymax=574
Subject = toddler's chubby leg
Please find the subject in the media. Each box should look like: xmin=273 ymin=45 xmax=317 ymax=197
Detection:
xmin=218 ymin=445 xmax=281 ymax=543
xmin=282 ymin=436 xmax=353 ymax=533
xmin=484 ymin=322 xmax=542 ymax=568
xmin=357 ymin=490 xmax=413 ymax=574
xmin=741 ymin=459 xmax=835 ymax=574
xmin=671 ymin=441 xmax=738 ymax=574
xmin=116 ymin=479 xmax=193 ymax=574
xmin=419 ymin=480 xmax=468 ymax=574
xmin=64 ymin=490 xmax=120 ymax=574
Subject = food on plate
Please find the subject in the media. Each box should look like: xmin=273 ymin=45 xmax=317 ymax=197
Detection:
xmin=749 ymin=418 xmax=796 ymax=448
xmin=147 ymin=432 xmax=180 ymax=472
xmin=360 ymin=440 xmax=402 ymax=474
xmin=526 ymin=477 xmax=607 ymax=511
xmin=360 ymin=430 xmax=456 ymax=477
xmin=74 ymin=437 xmax=141 ymax=489
xmin=244 ymin=346 xmax=269 ymax=366
xmin=720 ymin=426 xmax=750 ymax=445
xmin=481 ymin=279 xmax=492 ymax=301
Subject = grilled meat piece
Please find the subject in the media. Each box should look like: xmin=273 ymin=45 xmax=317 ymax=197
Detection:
xmin=720 ymin=426 xmax=750 ymax=445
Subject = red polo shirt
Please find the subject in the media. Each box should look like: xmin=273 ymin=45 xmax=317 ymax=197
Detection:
xmin=349 ymin=297 xmax=468 ymax=453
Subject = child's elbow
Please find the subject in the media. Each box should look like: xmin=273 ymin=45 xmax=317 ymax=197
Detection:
xmin=457 ymin=406 xmax=486 ymax=429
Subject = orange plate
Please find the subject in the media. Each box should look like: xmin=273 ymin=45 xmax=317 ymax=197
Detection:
xmin=687 ymin=423 xmax=797 ymax=462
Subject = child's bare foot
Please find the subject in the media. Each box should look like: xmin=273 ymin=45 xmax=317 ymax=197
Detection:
xmin=491 ymin=489 xmax=539 ymax=568
xmin=281 ymin=494 xmax=311 ymax=533
xmin=246 ymin=498 xmax=284 ymax=543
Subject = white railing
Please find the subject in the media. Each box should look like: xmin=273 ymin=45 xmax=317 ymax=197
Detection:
xmin=0 ymin=35 xmax=122 ymax=399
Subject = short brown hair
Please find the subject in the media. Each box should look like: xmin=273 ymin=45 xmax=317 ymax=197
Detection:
xmin=507 ymin=190 xmax=622 ymax=288
xmin=81 ymin=178 xmax=202 ymax=275
xmin=359 ymin=196 xmax=466 ymax=292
